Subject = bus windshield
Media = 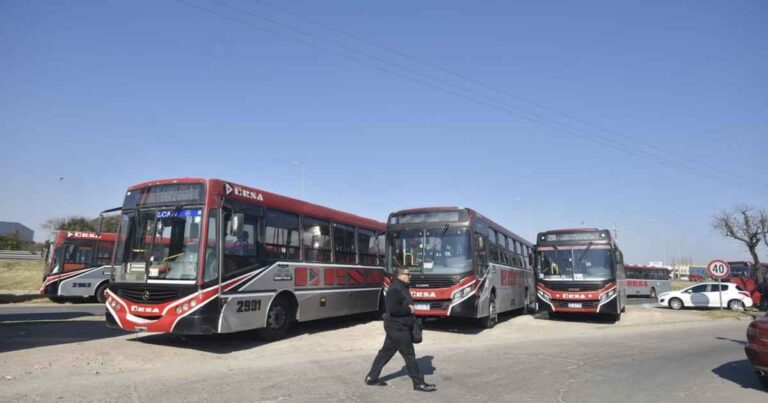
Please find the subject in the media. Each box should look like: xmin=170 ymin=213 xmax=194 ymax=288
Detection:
xmin=538 ymin=247 xmax=614 ymax=281
xmin=114 ymin=207 xmax=203 ymax=283
xmin=389 ymin=227 xmax=472 ymax=274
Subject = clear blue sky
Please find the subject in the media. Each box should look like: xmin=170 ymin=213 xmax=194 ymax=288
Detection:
xmin=2 ymin=1 xmax=767 ymax=265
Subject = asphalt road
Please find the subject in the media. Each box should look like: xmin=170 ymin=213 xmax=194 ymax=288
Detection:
xmin=0 ymin=304 xmax=105 ymax=323
xmin=0 ymin=306 xmax=764 ymax=402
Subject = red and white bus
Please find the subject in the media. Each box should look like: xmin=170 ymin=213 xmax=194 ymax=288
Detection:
xmin=41 ymin=230 xmax=116 ymax=303
xmin=105 ymin=178 xmax=386 ymax=340
xmin=385 ymin=207 xmax=536 ymax=328
xmin=535 ymin=228 xmax=627 ymax=321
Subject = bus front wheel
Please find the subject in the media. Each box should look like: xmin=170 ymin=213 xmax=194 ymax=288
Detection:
xmin=479 ymin=295 xmax=498 ymax=329
xmin=258 ymin=296 xmax=292 ymax=341
xmin=649 ymin=288 xmax=657 ymax=299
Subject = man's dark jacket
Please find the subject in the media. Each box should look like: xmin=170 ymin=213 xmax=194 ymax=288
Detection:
xmin=384 ymin=277 xmax=415 ymax=329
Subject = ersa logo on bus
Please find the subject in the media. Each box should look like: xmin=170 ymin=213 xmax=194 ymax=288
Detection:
xmin=67 ymin=231 xmax=100 ymax=239
xmin=224 ymin=183 xmax=264 ymax=201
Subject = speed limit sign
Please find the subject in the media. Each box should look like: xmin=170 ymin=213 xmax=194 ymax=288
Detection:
xmin=707 ymin=260 xmax=731 ymax=280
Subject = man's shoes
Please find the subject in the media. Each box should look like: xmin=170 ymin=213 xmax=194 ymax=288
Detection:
xmin=364 ymin=376 xmax=387 ymax=386
xmin=413 ymin=382 xmax=437 ymax=392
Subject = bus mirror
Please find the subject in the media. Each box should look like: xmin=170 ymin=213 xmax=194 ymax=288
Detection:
xmin=96 ymin=215 xmax=103 ymax=235
xmin=230 ymin=214 xmax=244 ymax=237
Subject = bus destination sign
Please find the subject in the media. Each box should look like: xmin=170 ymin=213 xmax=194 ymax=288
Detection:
xmin=540 ymin=231 xmax=608 ymax=243
xmin=124 ymin=183 xmax=204 ymax=208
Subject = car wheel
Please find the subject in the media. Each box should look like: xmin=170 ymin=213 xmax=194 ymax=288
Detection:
xmin=728 ymin=299 xmax=745 ymax=311
xmin=649 ymin=287 xmax=657 ymax=299
xmin=669 ymin=297 xmax=683 ymax=310
xmin=258 ymin=296 xmax=292 ymax=341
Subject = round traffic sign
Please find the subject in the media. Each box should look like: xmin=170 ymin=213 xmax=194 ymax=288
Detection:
xmin=707 ymin=259 xmax=731 ymax=279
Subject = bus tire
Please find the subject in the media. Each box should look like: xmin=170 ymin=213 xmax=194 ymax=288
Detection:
xmin=612 ymin=312 xmax=621 ymax=322
xmin=49 ymin=296 xmax=67 ymax=304
xmin=669 ymin=297 xmax=683 ymax=310
xmin=479 ymin=294 xmax=498 ymax=329
xmin=524 ymin=291 xmax=538 ymax=315
xmin=649 ymin=288 xmax=657 ymax=299
xmin=95 ymin=282 xmax=109 ymax=304
xmin=728 ymin=299 xmax=745 ymax=311
xmin=258 ymin=295 xmax=292 ymax=341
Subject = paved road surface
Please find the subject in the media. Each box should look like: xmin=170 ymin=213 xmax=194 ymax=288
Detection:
xmin=0 ymin=304 xmax=104 ymax=323
xmin=0 ymin=306 xmax=764 ymax=402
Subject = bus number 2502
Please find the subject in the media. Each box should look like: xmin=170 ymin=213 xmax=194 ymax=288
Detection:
xmin=236 ymin=299 xmax=261 ymax=313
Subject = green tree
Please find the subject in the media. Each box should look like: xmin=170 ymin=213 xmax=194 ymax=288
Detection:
xmin=0 ymin=230 xmax=22 ymax=250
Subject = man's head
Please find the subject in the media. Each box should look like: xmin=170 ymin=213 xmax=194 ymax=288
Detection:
xmin=395 ymin=266 xmax=411 ymax=284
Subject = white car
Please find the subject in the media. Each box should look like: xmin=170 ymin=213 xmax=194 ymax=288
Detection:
xmin=657 ymin=282 xmax=753 ymax=311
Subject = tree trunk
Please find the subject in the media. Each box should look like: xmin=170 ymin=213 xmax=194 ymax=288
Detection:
xmin=749 ymin=246 xmax=764 ymax=283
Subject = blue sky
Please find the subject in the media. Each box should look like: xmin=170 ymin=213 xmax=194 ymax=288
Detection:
xmin=1 ymin=1 xmax=767 ymax=265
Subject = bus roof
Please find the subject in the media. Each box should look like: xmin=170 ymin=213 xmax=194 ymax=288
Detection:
xmin=388 ymin=206 xmax=530 ymax=244
xmin=126 ymin=178 xmax=385 ymax=231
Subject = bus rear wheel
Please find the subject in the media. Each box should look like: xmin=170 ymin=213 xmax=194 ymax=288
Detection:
xmin=258 ymin=296 xmax=292 ymax=341
xmin=649 ymin=288 xmax=657 ymax=299
xmin=95 ymin=283 xmax=109 ymax=304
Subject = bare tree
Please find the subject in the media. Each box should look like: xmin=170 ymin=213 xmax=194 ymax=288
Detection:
xmin=712 ymin=205 xmax=768 ymax=282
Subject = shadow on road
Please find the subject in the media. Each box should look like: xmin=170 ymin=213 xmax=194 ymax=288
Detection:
xmin=0 ymin=311 xmax=98 ymax=322
xmin=423 ymin=309 xmax=526 ymax=335
xmin=715 ymin=336 xmax=747 ymax=346
xmin=0 ymin=294 xmax=43 ymax=304
xmin=712 ymin=359 xmax=764 ymax=391
xmin=538 ymin=312 xmax=619 ymax=324
xmin=378 ymin=355 xmax=436 ymax=383
xmin=0 ymin=320 xmax=125 ymax=353
xmin=132 ymin=312 xmax=380 ymax=354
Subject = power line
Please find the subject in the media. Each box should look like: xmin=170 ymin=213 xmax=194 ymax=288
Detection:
xmin=174 ymin=0 xmax=767 ymax=194
xmin=249 ymin=0 xmax=768 ymax=191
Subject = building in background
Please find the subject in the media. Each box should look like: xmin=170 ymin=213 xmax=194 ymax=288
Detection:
xmin=0 ymin=222 xmax=34 ymax=243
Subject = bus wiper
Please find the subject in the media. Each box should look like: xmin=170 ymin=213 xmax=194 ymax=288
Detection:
xmin=440 ymin=224 xmax=449 ymax=237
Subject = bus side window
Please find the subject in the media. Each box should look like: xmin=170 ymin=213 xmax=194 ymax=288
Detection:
xmin=96 ymin=241 xmax=114 ymax=266
xmin=474 ymin=232 xmax=488 ymax=274
xmin=265 ymin=209 xmax=300 ymax=261
xmin=222 ymin=213 xmax=259 ymax=278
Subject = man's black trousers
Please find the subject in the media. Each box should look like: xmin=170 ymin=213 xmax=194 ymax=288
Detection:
xmin=367 ymin=322 xmax=423 ymax=384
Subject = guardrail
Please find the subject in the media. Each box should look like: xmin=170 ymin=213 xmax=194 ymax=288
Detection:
xmin=0 ymin=250 xmax=43 ymax=260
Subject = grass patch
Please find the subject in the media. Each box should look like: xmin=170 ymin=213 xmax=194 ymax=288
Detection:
xmin=702 ymin=308 xmax=761 ymax=320
xmin=0 ymin=259 xmax=44 ymax=290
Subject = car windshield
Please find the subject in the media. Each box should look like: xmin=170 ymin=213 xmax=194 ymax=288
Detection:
xmin=113 ymin=207 xmax=203 ymax=283
xmin=388 ymin=227 xmax=472 ymax=274
xmin=537 ymin=247 xmax=614 ymax=280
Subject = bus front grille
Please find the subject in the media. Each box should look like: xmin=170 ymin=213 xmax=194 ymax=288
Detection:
xmin=410 ymin=275 xmax=458 ymax=289
xmin=117 ymin=286 xmax=193 ymax=304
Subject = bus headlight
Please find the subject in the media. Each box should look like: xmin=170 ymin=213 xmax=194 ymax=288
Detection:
xmin=600 ymin=289 xmax=616 ymax=302
xmin=537 ymin=289 xmax=551 ymax=301
xmin=452 ymin=285 xmax=473 ymax=302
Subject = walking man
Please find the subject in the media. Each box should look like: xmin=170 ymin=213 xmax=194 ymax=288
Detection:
xmin=758 ymin=278 xmax=768 ymax=312
xmin=365 ymin=266 xmax=436 ymax=392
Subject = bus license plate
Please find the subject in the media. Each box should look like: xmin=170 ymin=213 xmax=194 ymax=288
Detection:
xmin=568 ymin=303 xmax=582 ymax=308
xmin=414 ymin=303 xmax=430 ymax=311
